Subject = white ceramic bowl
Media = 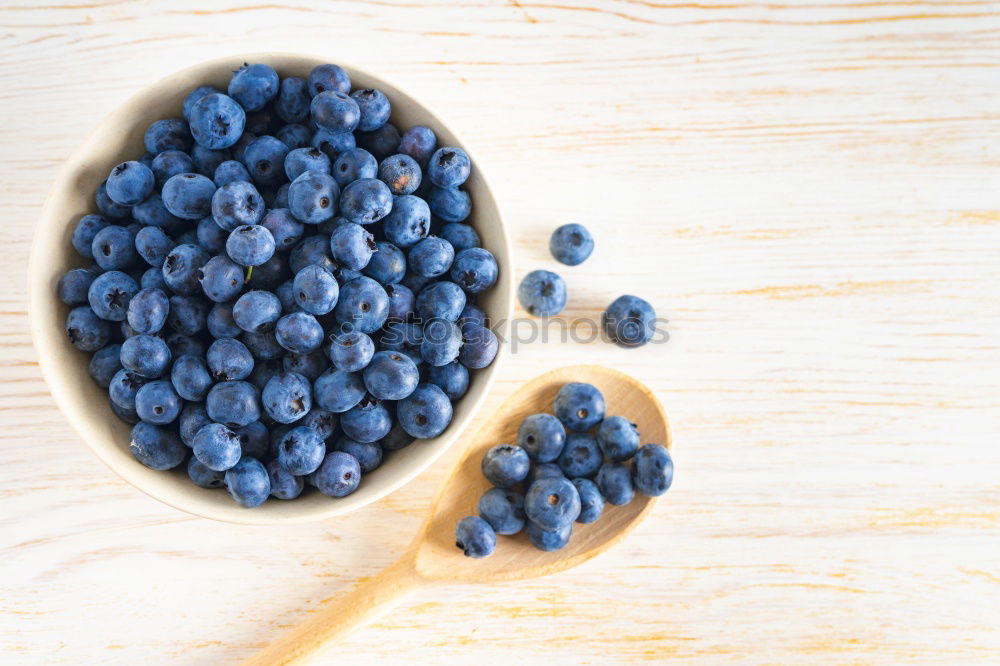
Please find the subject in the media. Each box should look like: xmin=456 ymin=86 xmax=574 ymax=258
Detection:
xmin=28 ymin=54 xmax=513 ymax=524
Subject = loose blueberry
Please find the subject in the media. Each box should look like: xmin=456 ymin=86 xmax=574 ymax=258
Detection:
xmin=631 ymin=443 xmax=674 ymax=497
xmin=455 ymin=515 xmax=496 ymax=558
xmin=518 ymin=269 xmax=566 ymax=317
xmin=603 ymin=294 xmax=657 ymax=348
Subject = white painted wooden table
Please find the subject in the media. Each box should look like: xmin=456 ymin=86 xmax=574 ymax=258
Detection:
xmin=2 ymin=1 xmax=999 ymax=663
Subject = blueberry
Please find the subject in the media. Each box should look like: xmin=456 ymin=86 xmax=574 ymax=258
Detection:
xmin=398 ymin=125 xmax=437 ymax=167
xmin=167 ymin=295 xmax=208 ymax=336
xmin=213 ymin=159 xmax=251 ymax=187
xmin=152 ymin=150 xmax=196 ymax=188
xmin=288 ymin=170 xmax=340 ymax=224
xmin=427 ymin=147 xmax=471 ymax=188
xmin=225 ymin=456 xmax=271 ymax=507
xmin=481 ymin=444 xmax=530 ymax=488
xmin=129 ymin=422 xmax=186 ymax=470
xmin=233 ymin=289 xmax=282 ymax=332
xmin=384 ymin=283 xmax=415 ymax=321
xmin=332 ymin=147 xmax=378 ymax=187
xmin=572 ymin=478 xmax=605 ymax=523
xmin=91 ymin=225 xmax=138 ymax=271
xmin=554 ymin=382 xmax=605 ymax=432
xmin=58 ymin=268 xmax=97 ymax=305
xmin=262 ymin=371 xmax=312 ymax=424
xmin=440 ymin=223 xmax=479 ymax=252
xmin=207 ymin=301 xmax=242 ymax=338
xmin=378 ymin=153 xmax=421 ymax=196
xmin=66 ymin=306 xmax=111 ymax=352
xmin=313 ymin=451 xmax=361 ymax=497
xmin=427 ymin=361 xmax=469 ymax=400
xmin=206 ymin=380 xmax=261 ymax=428
xmin=274 ymin=280 xmax=301 ymax=314
xmin=478 ymin=488 xmax=526 ymax=535
xmin=162 ymin=173 xmax=216 ymax=220
xmin=382 ymin=195 xmax=430 ymax=249
xmin=340 ymin=396 xmax=392 ymax=443
xmin=241 ymin=330 xmax=284 ymax=361
xmin=450 ymin=248 xmax=498 ymax=295
xmin=325 ymin=330 xmax=375 ymax=373
xmin=133 ymin=195 xmax=184 ymax=235
xmin=277 ymin=425 xmax=327 ymax=475
xmin=140 ymin=267 xmax=169 ymax=291
xmin=121 ymin=334 xmax=172 ymax=378
xmin=109 ymin=369 xmax=147 ymax=410
xmin=211 ymin=180 xmax=264 ymax=231
xmin=197 ymin=254 xmax=244 ymax=302
xmin=245 ymin=107 xmax=273 ymax=135
xmin=455 ymin=515 xmax=497 ymax=558
xmin=457 ymin=303 xmax=487 ymax=331
xmin=134 ymin=226 xmax=176 ymax=268
xmin=340 ymin=178 xmax=393 ymax=224
xmin=183 ymin=85 xmax=222 ymax=121
xmin=196 ymin=216 xmax=227 ymax=253
xmin=525 ymin=521 xmax=572 ymax=552
xmin=189 ymin=456 xmax=226 ymax=488
xmin=292 ymin=265 xmax=339 ymax=315
xmin=284 ymin=147 xmax=331 ymax=182
xmin=162 ymin=244 xmax=210 ymax=296
xmin=328 ymin=222 xmax=375 ymax=271
xmin=96 ymin=179 xmax=132 ymax=219
xmin=106 ymin=161 xmax=154 ymax=206
xmin=234 ymin=420 xmax=274 ymax=456
xmin=72 ymin=214 xmax=109 ymax=258
xmin=334 ymin=276 xmax=389 ymax=334
xmin=556 ymin=432 xmax=602 ymax=479
xmin=419 ymin=319 xmax=462 ymax=367
xmin=275 ymin=312 xmax=324 ymax=354
xmin=134 ymin=380 xmax=182 ymax=425
xmin=363 ymin=241 xmax=406 ymax=284
xmin=144 ymin=118 xmax=191 ymax=154
xmin=596 ymin=416 xmax=640 ymax=462
xmin=226 ymin=224 xmax=276 ymax=268
xmin=308 ymin=63 xmax=351 ymax=96
xmin=518 ymin=269 xmax=566 ymax=317
xmin=204 ymin=338 xmax=252 ymax=382
xmin=260 ymin=208 xmax=304 ymax=251
xmin=228 ymin=63 xmax=279 ymax=112
xmin=397 ymin=384 xmax=452 ymax=438
xmin=276 ymin=124 xmax=312 ymax=150
xmin=171 ymin=354 xmax=213 ymax=402
xmin=363 ymin=350 xmax=419 ymax=400
xmin=631 ymin=443 xmax=673 ymax=497
xmin=525 ymin=476 xmax=581 ymax=530
xmin=334 ymin=436 xmax=382 ymax=473
xmin=87 ymin=270 xmax=138 ymax=321
xmin=311 ymin=128 xmax=357 ymax=161
xmin=88 ymin=344 xmax=123 ymax=388
xmin=165 ymin=333 xmax=206 ymax=358
xmin=416 ymin=281 xmax=466 ymax=322
xmin=378 ymin=422 xmax=415 ymax=451
xmin=283 ymin=350 xmax=327 ymax=382
xmin=518 ymin=414 xmax=566 ymax=463
xmin=458 ymin=324 xmax=498 ymax=370
xmin=311 ymin=90 xmax=360 ymax=132
xmin=298 ymin=408 xmax=339 ymax=440
xmin=191 ymin=144 xmax=233 ymax=177
xmin=267 ymin=458 xmax=304 ymax=499
xmin=427 ymin=187 xmax=471 ymax=223
xmin=408 ymin=236 xmax=454 ymax=279
xmin=350 ymin=89 xmax=391 ymax=132
xmin=603 ymin=295 xmax=657 ymax=348
xmin=313 ymin=367 xmax=366 ymax=413
xmin=243 ymin=135 xmax=289 ymax=186
xmin=275 ymin=76 xmax=311 ymax=124
xmin=289 ymin=234 xmax=337 ymax=273
xmin=596 ymin=462 xmax=634 ymax=506
xmin=549 ymin=223 xmax=594 ymax=266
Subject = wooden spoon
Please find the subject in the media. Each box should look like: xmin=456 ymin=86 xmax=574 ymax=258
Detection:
xmin=246 ymin=364 xmax=672 ymax=665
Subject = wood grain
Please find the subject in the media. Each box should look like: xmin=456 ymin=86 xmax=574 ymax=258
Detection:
xmin=1 ymin=0 xmax=999 ymax=663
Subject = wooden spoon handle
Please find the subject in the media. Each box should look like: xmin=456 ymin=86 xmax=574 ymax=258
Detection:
xmin=245 ymin=554 xmax=425 ymax=665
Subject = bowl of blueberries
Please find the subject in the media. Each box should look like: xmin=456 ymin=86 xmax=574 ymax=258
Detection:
xmin=29 ymin=54 xmax=513 ymax=524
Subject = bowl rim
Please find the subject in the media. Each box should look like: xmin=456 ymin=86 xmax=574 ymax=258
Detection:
xmin=28 ymin=53 xmax=514 ymax=525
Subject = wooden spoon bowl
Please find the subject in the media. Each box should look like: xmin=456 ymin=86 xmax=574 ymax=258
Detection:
xmin=248 ymin=364 xmax=672 ymax=665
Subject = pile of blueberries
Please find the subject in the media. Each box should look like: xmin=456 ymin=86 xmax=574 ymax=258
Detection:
xmin=455 ymin=382 xmax=673 ymax=557
xmin=59 ymin=62 xmax=500 ymax=508
xmin=518 ymin=223 xmax=657 ymax=348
